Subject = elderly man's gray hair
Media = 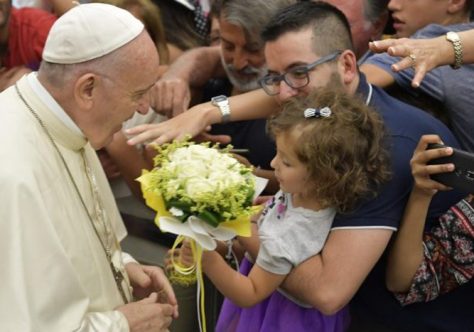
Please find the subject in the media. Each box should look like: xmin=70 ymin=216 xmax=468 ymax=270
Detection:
xmin=221 ymin=0 xmax=296 ymax=47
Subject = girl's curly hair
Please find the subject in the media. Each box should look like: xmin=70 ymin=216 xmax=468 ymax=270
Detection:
xmin=267 ymin=87 xmax=392 ymax=213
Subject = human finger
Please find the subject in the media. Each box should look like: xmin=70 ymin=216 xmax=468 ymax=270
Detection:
xmin=171 ymin=83 xmax=191 ymax=117
xmin=160 ymin=81 xmax=175 ymax=115
xmin=411 ymin=63 xmax=428 ymax=88
xmin=369 ymin=39 xmax=399 ymax=53
xmin=253 ymin=195 xmax=272 ymax=205
xmin=126 ymin=124 xmax=166 ymax=145
xmin=390 ymin=53 xmax=416 ymax=72
xmin=149 ymin=267 xmax=178 ymax=307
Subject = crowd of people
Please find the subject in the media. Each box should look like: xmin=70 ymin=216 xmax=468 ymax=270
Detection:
xmin=1 ymin=0 xmax=474 ymax=331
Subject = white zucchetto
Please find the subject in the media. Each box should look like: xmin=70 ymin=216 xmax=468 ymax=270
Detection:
xmin=42 ymin=3 xmax=144 ymax=64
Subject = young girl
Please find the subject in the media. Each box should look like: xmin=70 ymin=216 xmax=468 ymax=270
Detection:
xmin=386 ymin=134 xmax=474 ymax=305
xmin=199 ymin=88 xmax=391 ymax=332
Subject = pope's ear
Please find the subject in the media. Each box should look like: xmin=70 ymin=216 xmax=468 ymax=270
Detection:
xmin=74 ymin=73 xmax=97 ymax=109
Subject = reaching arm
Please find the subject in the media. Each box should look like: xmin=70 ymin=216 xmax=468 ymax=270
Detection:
xmin=202 ymin=250 xmax=285 ymax=307
xmin=368 ymin=29 xmax=474 ymax=87
xmin=126 ymin=89 xmax=278 ymax=146
xmin=164 ymin=46 xmax=224 ymax=87
xmin=386 ymin=135 xmax=455 ymax=292
xmin=281 ymin=228 xmax=392 ymax=315
xmin=360 ymin=63 xmax=396 ymax=88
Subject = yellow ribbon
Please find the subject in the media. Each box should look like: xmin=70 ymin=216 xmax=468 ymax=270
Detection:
xmin=168 ymin=235 xmax=207 ymax=332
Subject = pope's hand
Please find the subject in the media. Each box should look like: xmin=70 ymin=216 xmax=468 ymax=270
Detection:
xmin=117 ymin=292 xmax=175 ymax=332
xmin=125 ymin=263 xmax=178 ymax=318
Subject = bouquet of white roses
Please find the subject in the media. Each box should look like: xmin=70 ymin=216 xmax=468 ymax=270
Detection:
xmin=138 ymin=139 xmax=261 ymax=248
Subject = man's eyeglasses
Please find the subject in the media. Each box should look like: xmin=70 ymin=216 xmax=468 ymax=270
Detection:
xmin=259 ymin=50 xmax=342 ymax=96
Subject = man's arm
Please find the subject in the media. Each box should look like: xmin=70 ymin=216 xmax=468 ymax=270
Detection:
xmin=360 ymin=63 xmax=396 ymax=88
xmin=127 ymin=89 xmax=278 ymax=146
xmin=282 ymin=228 xmax=393 ymax=315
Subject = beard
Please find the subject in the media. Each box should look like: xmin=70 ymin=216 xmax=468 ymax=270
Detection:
xmin=220 ymin=53 xmax=267 ymax=92
xmin=325 ymin=71 xmax=345 ymax=92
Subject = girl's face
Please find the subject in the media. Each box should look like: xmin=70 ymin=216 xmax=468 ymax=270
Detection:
xmin=270 ymin=130 xmax=310 ymax=196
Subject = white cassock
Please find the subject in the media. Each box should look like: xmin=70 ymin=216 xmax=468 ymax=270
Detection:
xmin=0 ymin=74 xmax=133 ymax=331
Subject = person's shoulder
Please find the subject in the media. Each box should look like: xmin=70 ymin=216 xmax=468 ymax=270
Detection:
xmin=371 ymin=86 xmax=455 ymax=141
xmin=412 ymin=22 xmax=474 ymax=39
xmin=11 ymin=6 xmax=57 ymax=26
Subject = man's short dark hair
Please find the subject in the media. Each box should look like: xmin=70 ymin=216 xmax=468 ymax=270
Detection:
xmin=261 ymin=1 xmax=354 ymax=56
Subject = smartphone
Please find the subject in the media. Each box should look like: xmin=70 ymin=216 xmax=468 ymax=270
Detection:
xmin=427 ymin=143 xmax=474 ymax=193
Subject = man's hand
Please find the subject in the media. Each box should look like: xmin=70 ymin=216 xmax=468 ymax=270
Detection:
xmin=125 ymin=263 xmax=178 ymax=318
xmin=125 ymin=102 xmax=227 ymax=146
xmin=149 ymin=78 xmax=191 ymax=118
xmin=117 ymin=293 xmax=175 ymax=332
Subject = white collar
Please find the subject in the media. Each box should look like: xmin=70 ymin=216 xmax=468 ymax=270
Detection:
xmin=27 ymin=72 xmax=83 ymax=136
xmin=365 ymin=83 xmax=373 ymax=106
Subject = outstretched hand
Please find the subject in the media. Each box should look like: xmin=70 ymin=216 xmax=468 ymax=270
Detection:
xmin=125 ymin=103 xmax=230 ymax=146
xmin=369 ymin=36 xmax=447 ymax=88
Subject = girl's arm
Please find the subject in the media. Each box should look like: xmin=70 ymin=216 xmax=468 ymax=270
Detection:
xmin=386 ymin=135 xmax=454 ymax=292
xmin=202 ymin=250 xmax=285 ymax=308
xmin=386 ymin=188 xmax=432 ymax=292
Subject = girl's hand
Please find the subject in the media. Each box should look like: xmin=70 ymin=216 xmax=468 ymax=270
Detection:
xmin=179 ymin=239 xmax=194 ymax=267
xmin=410 ymin=135 xmax=454 ymax=196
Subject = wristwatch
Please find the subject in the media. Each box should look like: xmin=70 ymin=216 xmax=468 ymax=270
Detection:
xmin=211 ymin=95 xmax=231 ymax=123
xmin=446 ymin=31 xmax=463 ymax=69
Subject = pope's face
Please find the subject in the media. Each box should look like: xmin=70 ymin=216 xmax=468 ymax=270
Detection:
xmin=264 ymin=28 xmax=344 ymax=103
xmin=89 ymin=34 xmax=159 ymax=149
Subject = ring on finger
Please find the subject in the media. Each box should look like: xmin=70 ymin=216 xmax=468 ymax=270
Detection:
xmin=408 ymin=53 xmax=416 ymax=62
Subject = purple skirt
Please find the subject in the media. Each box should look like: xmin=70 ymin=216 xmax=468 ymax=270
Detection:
xmin=215 ymin=258 xmax=350 ymax=332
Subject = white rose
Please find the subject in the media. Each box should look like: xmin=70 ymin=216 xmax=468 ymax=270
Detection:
xmin=185 ymin=178 xmax=216 ymax=198
xmin=175 ymin=160 xmax=208 ymax=179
